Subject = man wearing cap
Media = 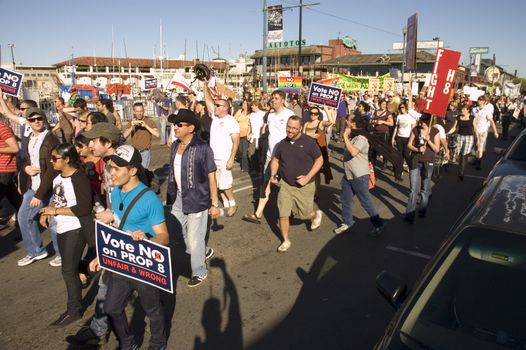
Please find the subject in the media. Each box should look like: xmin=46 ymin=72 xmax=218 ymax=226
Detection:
xmin=17 ymin=107 xmax=60 ymax=266
xmin=66 ymin=122 xmax=122 ymax=346
xmin=167 ymin=110 xmax=220 ymax=287
xmin=204 ymin=85 xmax=240 ymax=217
xmin=123 ymin=102 xmax=159 ymax=169
xmin=89 ymin=145 xmax=169 ymax=350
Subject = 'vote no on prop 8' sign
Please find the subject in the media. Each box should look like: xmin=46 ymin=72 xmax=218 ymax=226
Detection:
xmin=308 ymin=82 xmax=342 ymax=109
xmin=0 ymin=67 xmax=24 ymax=97
xmin=95 ymin=221 xmax=173 ymax=293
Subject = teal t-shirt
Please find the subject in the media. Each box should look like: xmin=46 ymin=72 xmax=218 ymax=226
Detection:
xmin=110 ymin=182 xmax=165 ymax=237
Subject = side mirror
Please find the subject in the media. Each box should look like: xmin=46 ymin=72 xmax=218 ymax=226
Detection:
xmin=376 ymin=270 xmax=407 ymax=309
xmin=493 ymin=147 xmax=506 ymax=156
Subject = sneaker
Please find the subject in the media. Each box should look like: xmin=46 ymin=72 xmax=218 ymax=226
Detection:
xmin=277 ymin=240 xmax=291 ymax=252
xmin=226 ymin=205 xmax=238 ymax=217
xmin=17 ymin=251 xmax=48 ymax=267
xmin=333 ymin=224 xmax=350 ymax=235
xmin=205 ymin=248 xmax=214 ymax=260
xmin=49 ymin=255 xmax=62 ymax=267
xmin=50 ymin=312 xmax=81 ymax=328
xmin=188 ymin=274 xmax=207 ymax=288
xmin=310 ymin=210 xmax=323 ymax=230
xmin=369 ymin=225 xmax=384 ymax=237
xmin=66 ymin=326 xmax=108 ymax=346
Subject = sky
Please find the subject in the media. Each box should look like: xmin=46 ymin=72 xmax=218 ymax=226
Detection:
xmin=2 ymin=0 xmax=525 ymax=77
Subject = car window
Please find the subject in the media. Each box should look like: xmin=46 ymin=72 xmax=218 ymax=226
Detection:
xmin=400 ymin=228 xmax=526 ymax=349
xmin=507 ymin=136 xmax=526 ymax=161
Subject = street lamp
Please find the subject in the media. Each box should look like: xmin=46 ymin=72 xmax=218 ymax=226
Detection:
xmin=432 ymin=37 xmax=440 ymax=51
xmin=8 ymin=44 xmax=15 ymax=70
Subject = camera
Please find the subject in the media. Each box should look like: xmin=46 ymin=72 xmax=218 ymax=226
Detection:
xmin=414 ymin=126 xmax=426 ymax=147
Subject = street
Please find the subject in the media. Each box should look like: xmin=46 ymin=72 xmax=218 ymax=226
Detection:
xmin=0 ymin=128 xmax=512 ymax=350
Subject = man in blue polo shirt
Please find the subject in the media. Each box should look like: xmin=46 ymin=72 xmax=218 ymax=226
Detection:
xmin=89 ymin=145 xmax=169 ymax=350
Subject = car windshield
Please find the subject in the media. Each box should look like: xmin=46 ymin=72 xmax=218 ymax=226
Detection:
xmin=507 ymin=135 xmax=526 ymax=161
xmin=400 ymin=228 xmax=526 ymax=349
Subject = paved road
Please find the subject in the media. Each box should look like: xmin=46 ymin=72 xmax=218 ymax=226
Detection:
xmin=0 ymin=127 xmax=515 ymax=350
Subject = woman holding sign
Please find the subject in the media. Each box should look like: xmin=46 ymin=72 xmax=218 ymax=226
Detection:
xmin=40 ymin=143 xmax=93 ymax=327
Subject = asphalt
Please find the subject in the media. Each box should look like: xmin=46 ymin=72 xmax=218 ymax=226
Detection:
xmin=0 ymin=123 xmax=520 ymax=350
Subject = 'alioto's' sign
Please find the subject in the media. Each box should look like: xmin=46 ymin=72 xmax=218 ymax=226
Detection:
xmin=268 ymin=40 xmax=307 ymax=49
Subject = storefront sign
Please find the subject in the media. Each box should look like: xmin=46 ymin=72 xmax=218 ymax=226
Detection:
xmin=268 ymin=40 xmax=307 ymax=49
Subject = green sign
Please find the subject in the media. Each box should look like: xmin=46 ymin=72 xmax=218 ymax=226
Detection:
xmin=342 ymin=36 xmax=358 ymax=49
xmin=329 ymin=73 xmax=390 ymax=91
xmin=268 ymin=39 xmax=307 ymax=49
xmin=469 ymin=47 xmax=489 ymax=55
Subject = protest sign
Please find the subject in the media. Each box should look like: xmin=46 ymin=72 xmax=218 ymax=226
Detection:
xmin=368 ymin=78 xmax=380 ymax=96
xmin=383 ymin=78 xmax=395 ymax=93
xmin=308 ymin=82 xmax=342 ymax=109
xmin=0 ymin=67 xmax=24 ymax=96
xmin=327 ymin=73 xmax=390 ymax=91
xmin=144 ymin=78 xmax=158 ymax=90
xmin=95 ymin=221 xmax=173 ymax=293
xmin=278 ymin=76 xmax=302 ymax=94
xmin=423 ymin=48 xmax=461 ymax=117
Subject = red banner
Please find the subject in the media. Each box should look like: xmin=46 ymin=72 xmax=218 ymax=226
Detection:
xmin=423 ymin=48 xmax=461 ymax=117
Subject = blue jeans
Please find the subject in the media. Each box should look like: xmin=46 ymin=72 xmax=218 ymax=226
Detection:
xmin=90 ymin=270 xmax=109 ymax=336
xmin=19 ymin=189 xmax=48 ymax=257
xmin=341 ymin=175 xmax=383 ymax=228
xmin=406 ymin=162 xmax=434 ymax=217
xmin=171 ymin=194 xmax=209 ymax=277
xmin=140 ymin=149 xmax=151 ymax=169
xmin=159 ymin=116 xmax=168 ymax=145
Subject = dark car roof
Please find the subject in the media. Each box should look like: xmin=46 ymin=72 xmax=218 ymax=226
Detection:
xmin=471 ymin=175 xmax=526 ymax=234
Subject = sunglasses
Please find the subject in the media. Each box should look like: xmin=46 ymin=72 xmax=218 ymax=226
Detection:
xmin=175 ymin=122 xmax=190 ymax=128
xmin=27 ymin=116 xmax=44 ymax=122
xmin=51 ymin=155 xmax=63 ymax=162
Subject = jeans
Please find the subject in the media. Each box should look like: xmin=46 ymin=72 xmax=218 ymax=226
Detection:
xmin=340 ymin=175 xmax=383 ymax=228
xmin=406 ymin=162 xmax=434 ymax=217
xmin=140 ymin=149 xmax=151 ymax=169
xmin=159 ymin=116 xmax=168 ymax=145
xmin=395 ymin=136 xmax=412 ymax=168
xmin=19 ymin=189 xmax=48 ymax=257
xmin=58 ymin=228 xmax=86 ymax=317
xmin=49 ymin=217 xmax=60 ymax=256
xmin=336 ymin=117 xmax=347 ymax=141
xmin=171 ymin=194 xmax=209 ymax=277
xmin=90 ymin=270 xmax=110 ymax=336
xmin=238 ymin=137 xmax=249 ymax=172
xmin=105 ymin=273 xmax=166 ymax=349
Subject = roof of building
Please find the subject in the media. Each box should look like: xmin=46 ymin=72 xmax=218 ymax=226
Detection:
xmin=53 ymin=57 xmax=227 ymax=69
xmin=319 ymin=51 xmax=436 ymax=66
xmin=251 ymin=46 xmax=324 ymax=59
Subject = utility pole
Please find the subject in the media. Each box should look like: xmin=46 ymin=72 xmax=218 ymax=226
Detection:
xmin=8 ymin=44 xmax=15 ymax=70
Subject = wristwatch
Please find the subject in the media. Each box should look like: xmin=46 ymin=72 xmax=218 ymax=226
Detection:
xmin=211 ymin=203 xmax=219 ymax=208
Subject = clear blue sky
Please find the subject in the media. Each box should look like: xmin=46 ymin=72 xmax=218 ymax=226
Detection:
xmin=2 ymin=0 xmax=524 ymax=77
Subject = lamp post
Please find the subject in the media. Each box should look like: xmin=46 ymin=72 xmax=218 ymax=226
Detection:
xmin=432 ymin=37 xmax=440 ymax=52
xmin=401 ymin=26 xmax=407 ymax=83
xmin=8 ymin=44 xmax=15 ymax=70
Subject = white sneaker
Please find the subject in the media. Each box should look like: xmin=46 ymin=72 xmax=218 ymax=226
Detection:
xmin=310 ymin=210 xmax=323 ymax=230
xmin=277 ymin=240 xmax=291 ymax=252
xmin=333 ymin=224 xmax=350 ymax=235
xmin=49 ymin=255 xmax=62 ymax=267
xmin=17 ymin=250 xmax=48 ymax=267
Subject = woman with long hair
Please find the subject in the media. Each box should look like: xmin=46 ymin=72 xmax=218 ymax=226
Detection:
xmin=303 ymin=106 xmax=333 ymax=189
xmin=195 ymin=101 xmax=212 ymax=142
xmin=40 ymin=143 xmax=93 ymax=327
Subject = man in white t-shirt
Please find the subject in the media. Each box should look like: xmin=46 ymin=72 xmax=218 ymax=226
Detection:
xmin=473 ymin=95 xmax=499 ymax=169
xmin=243 ymin=90 xmax=294 ymax=224
xmin=204 ymin=88 xmax=240 ymax=217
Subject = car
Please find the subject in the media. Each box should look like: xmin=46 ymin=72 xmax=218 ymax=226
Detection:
xmin=486 ymin=128 xmax=526 ymax=181
xmin=375 ymin=175 xmax=526 ymax=350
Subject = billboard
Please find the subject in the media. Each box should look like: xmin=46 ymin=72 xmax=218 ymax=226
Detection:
xmin=405 ymin=13 xmax=418 ymax=71
xmin=267 ymin=5 xmax=283 ymax=43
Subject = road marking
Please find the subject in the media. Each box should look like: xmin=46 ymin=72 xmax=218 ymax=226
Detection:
xmin=464 ymin=174 xmax=486 ymax=180
xmin=233 ymin=185 xmax=254 ymax=193
xmin=385 ymin=245 xmax=431 ymax=260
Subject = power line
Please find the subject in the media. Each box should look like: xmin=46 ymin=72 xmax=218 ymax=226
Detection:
xmin=281 ymin=0 xmax=401 ymax=37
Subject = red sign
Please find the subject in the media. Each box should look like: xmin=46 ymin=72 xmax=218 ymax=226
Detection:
xmin=423 ymin=48 xmax=461 ymax=117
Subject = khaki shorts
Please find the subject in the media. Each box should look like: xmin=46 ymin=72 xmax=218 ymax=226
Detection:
xmin=277 ymin=180 xmax=315 ymax=219
xmin=215 ymin=160 xmax=233 ymax=190
xmin=477 ymin=131 xmax=488 ymax=152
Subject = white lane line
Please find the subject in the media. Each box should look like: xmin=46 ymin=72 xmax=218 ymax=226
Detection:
xmin=464 ymin=174 xmax=486 ymax=180
xmin=233 ymin=185 xmax=255 ymax=193
xmin=385 ymin=245 xmax=432 ymax=260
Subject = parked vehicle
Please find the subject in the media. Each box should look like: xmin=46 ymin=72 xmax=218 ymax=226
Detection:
xmin=375 ymin=175 xmax=526 ymax=350
xmin=486 ymin=128 xmax=526 ymax=181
